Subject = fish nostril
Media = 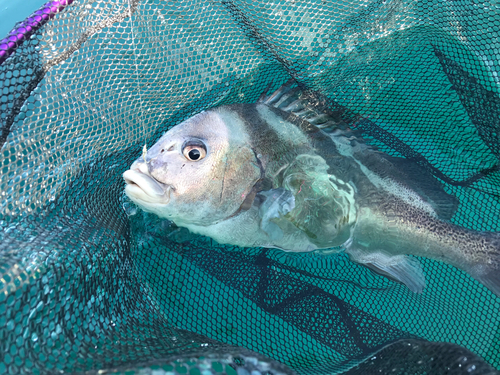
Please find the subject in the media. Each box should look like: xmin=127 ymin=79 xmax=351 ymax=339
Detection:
xmin=160 ymin=145 xmax=174 ymax=154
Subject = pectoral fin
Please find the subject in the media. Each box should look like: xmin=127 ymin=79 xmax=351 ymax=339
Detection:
xmin=346 ymin=246 xmax=426 ymax=293
xmin=257 ymin=188 xmax=295 ymax=241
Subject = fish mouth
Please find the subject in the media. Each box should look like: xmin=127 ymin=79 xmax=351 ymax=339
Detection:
xmin=123 ymin=169 xmax=171 ymax=204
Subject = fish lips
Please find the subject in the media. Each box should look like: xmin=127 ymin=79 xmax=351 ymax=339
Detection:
xmin=123 ymin=169 xmax=171 ymax=204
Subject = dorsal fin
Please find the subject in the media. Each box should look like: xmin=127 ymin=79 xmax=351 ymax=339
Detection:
xmin=259 ymin=80 xmax=459 ymax=221
xmin=259 ymin=80 xmax=372 ymax=149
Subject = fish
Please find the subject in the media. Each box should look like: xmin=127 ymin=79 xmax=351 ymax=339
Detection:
xmin=123 ymin=81 xmax=500 ymax=296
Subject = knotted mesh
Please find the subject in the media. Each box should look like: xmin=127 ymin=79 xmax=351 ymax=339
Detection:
xmin=0 ymin=0 xmax=499 ymax=373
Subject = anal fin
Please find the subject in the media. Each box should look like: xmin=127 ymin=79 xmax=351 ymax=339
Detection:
xmin=346 ymin=247 xmax=426 ymax=293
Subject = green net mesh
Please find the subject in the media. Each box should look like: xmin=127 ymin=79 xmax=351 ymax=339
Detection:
xmin=1 ymin=0 xmax=500 ymax=373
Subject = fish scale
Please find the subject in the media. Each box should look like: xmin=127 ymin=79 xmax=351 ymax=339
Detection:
xmin=123 ymin=81 xmax=500 ymax=297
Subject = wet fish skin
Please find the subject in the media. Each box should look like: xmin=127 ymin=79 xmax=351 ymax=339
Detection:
xmin=123 ymin=83 xmax=500 ymax=296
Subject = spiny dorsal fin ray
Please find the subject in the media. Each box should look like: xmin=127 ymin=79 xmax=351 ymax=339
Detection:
xmin=259 ymin=79 xmax=368 ymax=147
xmin=259 ymin=80 xmax=459 ymax=221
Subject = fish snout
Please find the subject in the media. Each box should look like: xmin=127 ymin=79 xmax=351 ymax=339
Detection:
xmin=123 ymin=167 xmax=169 ymax=202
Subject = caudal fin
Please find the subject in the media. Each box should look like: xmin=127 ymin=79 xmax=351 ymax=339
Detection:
xmin=468 ymin=232 xmax=500 ymax=298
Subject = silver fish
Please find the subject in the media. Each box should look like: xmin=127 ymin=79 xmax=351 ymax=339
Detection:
xmin=123 ymin=82 xmax=500 ymax=296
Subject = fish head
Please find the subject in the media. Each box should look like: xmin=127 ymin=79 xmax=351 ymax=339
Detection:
xmin=123 ymin=108 xmax=262 ymax=226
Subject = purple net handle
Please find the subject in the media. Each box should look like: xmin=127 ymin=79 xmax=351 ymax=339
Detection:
xmin=0 ymin=0 xmax=75 ymax=65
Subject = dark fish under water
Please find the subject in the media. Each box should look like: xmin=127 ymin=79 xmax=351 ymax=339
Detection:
xmin=123 ymin=81 xmax=500 ymax=296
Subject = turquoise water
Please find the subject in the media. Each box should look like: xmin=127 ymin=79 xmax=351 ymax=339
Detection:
xmin=0 ymin=0 xmax=47 ymax=37
xmin=1 ymin=0 xmax=499 ymax=372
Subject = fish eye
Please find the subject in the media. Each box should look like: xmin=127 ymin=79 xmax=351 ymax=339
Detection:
xmin=182 ymin=142 xmax=207 ymax=161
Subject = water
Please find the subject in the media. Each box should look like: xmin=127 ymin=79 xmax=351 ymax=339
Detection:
xmin=0 ymin=0 xmax=47 ymax=37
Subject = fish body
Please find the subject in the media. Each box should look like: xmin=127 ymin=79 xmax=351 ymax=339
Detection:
xmin=123 ymin=82 xmax=500 ymax=295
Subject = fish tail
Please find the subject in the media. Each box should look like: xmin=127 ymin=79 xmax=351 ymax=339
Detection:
xmin=467 ymin=232 xmax=500 ymax=297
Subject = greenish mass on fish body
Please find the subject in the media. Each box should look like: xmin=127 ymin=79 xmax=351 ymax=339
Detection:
xmin=123 ymin=82 xmax=500 ymax=296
